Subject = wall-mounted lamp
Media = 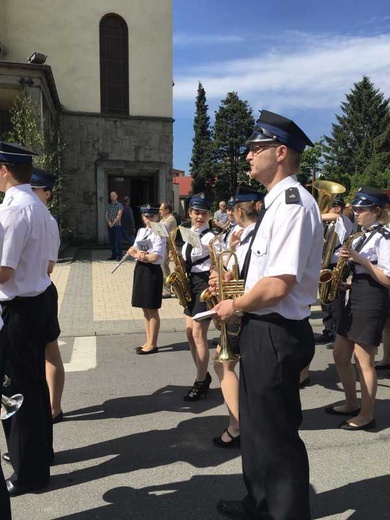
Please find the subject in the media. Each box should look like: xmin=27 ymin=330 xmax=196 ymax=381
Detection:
xmin=27 ymin=52 xmax=47 ymax=65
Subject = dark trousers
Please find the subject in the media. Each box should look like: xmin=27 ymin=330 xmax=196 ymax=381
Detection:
xmin=0 ymin=342 xmax=12 ymax=519
xmin=239 ymin=314 xmax=314 ymax=520
xmin=322 ymin=288 xmax=346 ymax=339
xmin=1 ymin=288 xmax=53 ymax=487
xmin=108 ymin=226 xmax=123 ymax=259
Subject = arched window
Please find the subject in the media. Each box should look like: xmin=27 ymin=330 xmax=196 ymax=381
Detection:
xmin=99 ymin=14 xmax=129 ymax=115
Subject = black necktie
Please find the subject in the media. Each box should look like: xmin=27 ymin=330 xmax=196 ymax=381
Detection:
xmin=240 ymin=208 xmax=266 ymax=280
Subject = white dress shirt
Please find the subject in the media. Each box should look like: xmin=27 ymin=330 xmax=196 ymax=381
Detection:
xmin=134 ymin=227 xmax=166 ymax=265
xmin=0 ymin=184 xmax=51 ymax=301
xmin=245 ymin=176 xmax=323 ymax=320
xmin=351 ymin=223 xmax=390 ymax=277
xmin=181 ymin=224 xmax=214 ymax=273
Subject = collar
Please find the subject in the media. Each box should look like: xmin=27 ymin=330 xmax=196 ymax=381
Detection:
xmin=264 ymin=175 xmax=298 ymax=209
xmin=191 ymin=224 xmax=210 ymax=234
xmin=362 ymin=222 xmax=381 ymax=233
xmin=3 ymin=183 xmax=33 ymax=203
xmin=239 ymin=223 xmax=255 ymax=242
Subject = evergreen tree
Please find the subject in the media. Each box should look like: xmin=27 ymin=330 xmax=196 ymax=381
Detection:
xmin=212 ymin=92 xmax=254 ymax=202
xmin=189 ymin=82 xmax=214 ymax=195
xmin=299 ymin=140 xmax=325 ymax=189
xmin=323 ymin=76 xmax=390 ymax=191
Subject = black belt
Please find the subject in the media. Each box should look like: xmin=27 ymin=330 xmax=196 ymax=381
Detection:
xmin=244 ymin=312 xmax=309 ymax=325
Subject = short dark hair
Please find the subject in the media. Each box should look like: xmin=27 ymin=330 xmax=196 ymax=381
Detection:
xmin=1 ymin=162 xmax=33 ymax=183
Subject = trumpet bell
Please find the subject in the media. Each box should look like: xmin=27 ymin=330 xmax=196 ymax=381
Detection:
xmin=1 ymin=393 xmax=24 ymax=421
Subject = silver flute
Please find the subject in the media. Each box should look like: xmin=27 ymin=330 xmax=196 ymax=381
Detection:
xmin=110 ymin=253 xmax=130 ymax=274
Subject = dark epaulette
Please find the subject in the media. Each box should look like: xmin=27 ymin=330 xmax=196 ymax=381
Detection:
xmin=285 ymin=187 xmax=300 ymax=204
xmin=377 ymin=227 xmax=390 ymax=239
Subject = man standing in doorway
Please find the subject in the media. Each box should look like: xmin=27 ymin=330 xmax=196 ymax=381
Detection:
xmin=121 ymin=196 xmax=136 ymax=247
xmin=159 ymin=203 xmax=177 ymax=298
xmin=105 ymin=191 xmax=123 ymax=260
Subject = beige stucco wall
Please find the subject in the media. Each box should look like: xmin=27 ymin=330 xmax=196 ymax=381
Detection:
xmin=1 ymin=0 xmax=172 ymax=117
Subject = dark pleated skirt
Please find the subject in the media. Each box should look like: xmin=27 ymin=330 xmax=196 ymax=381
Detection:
xmin=132 ymin=262 xmax=163 ymax=309
xmin=184 ymin=272 xmax=210 ymax=318
xmin=338 ymin=274 xmax=390 ymax=346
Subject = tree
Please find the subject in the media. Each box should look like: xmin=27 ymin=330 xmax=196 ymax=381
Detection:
xmin=5 ymin=90 xmax=66 ymax=231
xmin=323 ymin=76 xmax=390 ymax=191
xmin=299 ymin=140 xmax=326 ymax=189
xmin=212 ymin=92 xmax=254 ymax=202
xmin=189 ymin=82 xmax=214 ymax=196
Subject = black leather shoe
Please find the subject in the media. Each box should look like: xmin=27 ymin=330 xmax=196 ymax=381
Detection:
xmin=183 ymin=372 xmax=211 ymax=401
xmin=216 ymin=499 xmax=251 ymax=519
xmin=299 ymin=376 xmax=311 ymax=389
xmin=52 ymin=411 xmax=63 ymax=424
xmin=339 ymin=418 xmax=376 ymax=431
xmin=324 ymin=405 xmax=360 ymax=416
xmin=6 ymin=478 xmax=49 ymax=497
xmin=107 ymin=256 xmax=116 ymax=261
xmin=2 ymin=452 xmax=11 ymax=464
xmin=136 ymin=347 xmax=158 ymax=355
xmin=213 ymin=429 xmax=240 ymax=449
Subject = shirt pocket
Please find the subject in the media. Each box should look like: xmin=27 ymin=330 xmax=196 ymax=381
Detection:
xmin=251 ymin=236 xmax=269 ymax=258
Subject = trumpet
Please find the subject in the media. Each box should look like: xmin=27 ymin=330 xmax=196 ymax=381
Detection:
xmin=213 ymin=251 xmax=244 ymax=363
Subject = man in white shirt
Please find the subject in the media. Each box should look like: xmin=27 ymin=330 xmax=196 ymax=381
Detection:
xmin=0 ymin=142 xmax=53 ymax=497
xmin=214 ymin=111 xmax=323 ymax=520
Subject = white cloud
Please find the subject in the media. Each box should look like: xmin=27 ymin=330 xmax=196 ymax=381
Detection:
xmin=173 ymin=33 xmax=390 ymax=114
xmin=174 ymin=33 xmax=245 ymax=46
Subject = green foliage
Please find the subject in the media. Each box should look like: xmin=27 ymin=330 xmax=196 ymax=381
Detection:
xmin=323 ymin=76 xmax=390 ymax=192
xmin=212 ymin=92 xmax=254 ymax=202
xmin=5 ymin=90 xmax=68 ymax=237
xmin=189 ymin=82 xmax=214 ymax=195
xmin=299 ymin=140 xmax=326 ymax=187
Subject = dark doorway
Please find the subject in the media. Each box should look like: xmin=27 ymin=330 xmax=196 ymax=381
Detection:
xmin=108 ymin=175 xmax=157 ymax=229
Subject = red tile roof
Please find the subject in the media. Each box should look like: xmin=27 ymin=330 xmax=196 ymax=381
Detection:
xmin=173 ymin=176 xmax=193 ymax=197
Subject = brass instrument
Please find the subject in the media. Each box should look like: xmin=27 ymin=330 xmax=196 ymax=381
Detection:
xmin=166 ymin=228 xmax=191 ymax=309
xmin=1 ymin=375 xmax=24 ymax=421
xmin=313 ymin=180 xmax=346 ymax=213
xmin=199 ymin=233 xmax=224 ymax=330
xmin=313 ymin=180 xmax=347 ymax=269
xmin=214 ymin=251 xmax=244 ymax=363
xmin=319 ymin=231 xmax=363 ymax=305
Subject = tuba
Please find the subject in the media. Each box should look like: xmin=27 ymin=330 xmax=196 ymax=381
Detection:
xmin=319 ymin=231 xmax=363 ymax=305
xmin=313 ymin=180 xmax=346 ymax=269
xmin=166 ymin=228 xmax=191 ymax=309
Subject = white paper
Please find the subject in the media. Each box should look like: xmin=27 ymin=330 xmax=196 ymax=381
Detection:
xmin=150 ymin=221 xmax=169 ymax=237
xmin=192 ymin=309 xmax=217 ymax=322
xmin=179 ymin=226 xmax=202 ymax=249
xmin=334 ymin=217 xmax=347 ymax=245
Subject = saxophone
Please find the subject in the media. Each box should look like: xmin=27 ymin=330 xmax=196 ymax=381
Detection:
xmin=166 ymin=228 xmax=191 ymax=309
xmin=319 ymin=231 xmax=363 ymax=305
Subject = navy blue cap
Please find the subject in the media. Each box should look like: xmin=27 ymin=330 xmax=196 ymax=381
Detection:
xmin=234 ymin=185 xmax=264 ymax=203
xmin=189 ymin=193 xmax=212 ymax=211
xmin=352 ymin=186 xmax=390 ymax=209
xmin=0 ymin=142 xmax=37 ymax=164
xmin=227 ymin=197 xmax=235 ymax=209
xmin=31 ymin=169 xmax=56 ymax=189
xmin=140 ymin=204 xmax=159 ymax=216
xmin=332 ymin=195 xmax=345 ymax=208
xmin=246 ymin=110 xmax=314 ymax=153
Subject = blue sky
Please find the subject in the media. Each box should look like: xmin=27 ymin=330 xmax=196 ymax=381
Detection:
xmin=173 ymin=0 xmax=390 ymax=172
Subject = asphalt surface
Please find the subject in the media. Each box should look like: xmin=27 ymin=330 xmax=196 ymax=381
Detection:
xmin=0 ymin=248 xmax=389 ymax=519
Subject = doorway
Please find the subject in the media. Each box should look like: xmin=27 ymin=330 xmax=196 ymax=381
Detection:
xmin=108 ymin=174 xmax=157 ymax=229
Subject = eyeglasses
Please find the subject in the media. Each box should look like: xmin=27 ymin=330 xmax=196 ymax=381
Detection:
xmin=247 ymin=143 xmax=279 ymax=154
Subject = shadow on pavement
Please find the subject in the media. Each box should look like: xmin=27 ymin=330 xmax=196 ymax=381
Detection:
xmin=50 ymin=416 xmax=241 ymax=492
xmin=65 ymin=384 xmax=224 ymax=421
xmin=54 ymin=474 xmax=390 ymax=520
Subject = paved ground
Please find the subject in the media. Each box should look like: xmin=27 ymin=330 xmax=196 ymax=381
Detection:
xmin=1 ymin=247 xmax=389 ymax=520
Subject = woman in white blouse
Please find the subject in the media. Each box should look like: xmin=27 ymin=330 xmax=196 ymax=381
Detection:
xmin=325 ymin=187 xmax=390 ymax=430
xmin=128 ymin=205 xmax=166 ymax=355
